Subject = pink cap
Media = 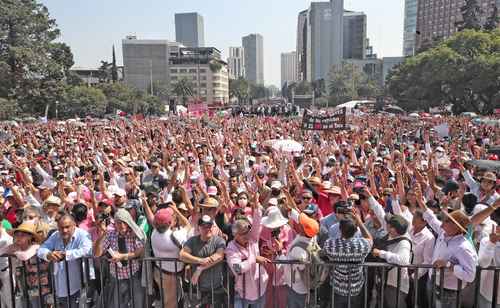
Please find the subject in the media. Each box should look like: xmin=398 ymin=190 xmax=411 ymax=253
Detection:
xmin=207 ymin=186 xmax=218 ymax=196
xmin=154 ymin=208 xmax=174 ymax=226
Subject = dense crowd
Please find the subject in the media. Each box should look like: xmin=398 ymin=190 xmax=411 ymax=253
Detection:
xmin=230 ymin=103 xmax=299 ymax=117
xmin=0 ymin=113 xmax=499 ymax=308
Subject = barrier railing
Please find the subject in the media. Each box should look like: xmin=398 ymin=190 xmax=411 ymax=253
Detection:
xmin=0 ymin=255 xmax=499 ymax=308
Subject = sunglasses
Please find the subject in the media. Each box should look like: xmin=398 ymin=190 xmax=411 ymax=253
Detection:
xmin=302 ymin=196 xmax=312 ymax=200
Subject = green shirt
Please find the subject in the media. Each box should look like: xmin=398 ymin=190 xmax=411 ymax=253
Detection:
xmin=2 ymin=219 xmax=12 ymax=231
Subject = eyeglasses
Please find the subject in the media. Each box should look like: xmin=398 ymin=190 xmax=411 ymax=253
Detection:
xmin=302 ymin=196 xmax=312 ymax=200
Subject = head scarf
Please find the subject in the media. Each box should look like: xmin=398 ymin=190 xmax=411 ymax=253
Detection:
xmin=114 ymin=209 xmax=146 ymax=242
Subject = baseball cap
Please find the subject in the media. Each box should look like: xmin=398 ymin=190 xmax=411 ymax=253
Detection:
xmin=303 ymin=204 xmax=319 ymax=216
xmin=154 ymin=208 xmax=173 ymax=226
xmin=270 ymin=181 xmax=282 ymax=190
xmin=198 ymin=215 xmax=214 ymax=226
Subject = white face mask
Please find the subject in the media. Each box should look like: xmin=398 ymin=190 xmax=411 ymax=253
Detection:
xmin=237 ymin=199 xmax=248 ymax=207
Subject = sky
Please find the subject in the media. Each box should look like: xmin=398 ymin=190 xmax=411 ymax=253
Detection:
xmin=40 ymin=0 xmax=405 ymax=87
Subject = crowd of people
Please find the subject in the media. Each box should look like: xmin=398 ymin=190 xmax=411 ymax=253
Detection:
xmin=230 ymin=103 xmax=299 ymax=117
xmin=0 ymin=112 xmax=499 ymax=308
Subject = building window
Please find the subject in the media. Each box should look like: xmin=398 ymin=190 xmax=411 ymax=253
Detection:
xmin=200 ymin=69 xmax=207 ymax=73
xmin=171 ymin=76 xmax=178 ymax=80
xmin=170 ymin=69 xmax=177 ymax=73
xmin=201 ymin=76 xmax=207 ymax=80
xmin=179 ymin=69 xmax=187 ymax=73
xmin=189 ymin=69 xmax=197 ymax=73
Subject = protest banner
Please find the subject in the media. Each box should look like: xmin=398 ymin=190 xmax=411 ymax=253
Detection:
xmin=188 ymin=102 xmax=209 ymax=117
xmin=301 ymin=107 xmax=347 ymax=130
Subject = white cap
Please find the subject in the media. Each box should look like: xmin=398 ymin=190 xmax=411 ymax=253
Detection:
xmin=270 ymin=181 xmax=282 ymax=190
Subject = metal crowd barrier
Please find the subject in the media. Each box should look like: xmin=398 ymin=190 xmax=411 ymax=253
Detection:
xmin=0 ymin=255 xmax=499 ymax=308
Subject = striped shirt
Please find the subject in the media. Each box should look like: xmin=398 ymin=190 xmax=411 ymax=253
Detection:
xmin=323 ymin=237 xmax=372 ymax=296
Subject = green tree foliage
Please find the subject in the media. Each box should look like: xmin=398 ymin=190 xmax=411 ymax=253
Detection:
xmin=328 ymin=62 xmax=381 ymax=106
xmin=456 ymin=0 xmax=483 ymax=31
xmin=484 ymin=5 xmax=499 ymax=31
xmin=0 ymin=0 xmax=73 ymax=114
xmin=229 ymin=78 xmax=250 ymax=104
xmin=172 ymin=78 xmax=195 ymax=105
xmin=249 ymin=83 xmax=270 ymax=100
xmin=151 ymin=80 xmax=171 ymax=102
xmin=97 ymin=83 xmax=140 ymax=114
xmin=61 ymin=86 xmax=106 ymax=118
xmin=0 ymin=98 xmax=19 ymax=120
xmin=386 ymin=30 xmax=500 ymax=115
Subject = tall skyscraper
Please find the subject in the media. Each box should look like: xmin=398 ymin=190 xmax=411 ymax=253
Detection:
xmin=297 ymin=0 xmax=344 ymax=82
xmin=296 ymin=10 xmax=309 ymax=81
xmin=122 ymin=36 xmax=182 ymax=92
xmin=403 ymin=0 xmax=418 ymax=56
xmin=281 ymin=51 xmax=298 ymax=87
xmin=175 ymin=12 xmax=205 ymax=47
xmin=415 ymin=0 xmax=497 ymax=50
xmin=242 ymin=34 xmax=264 ymax=85
xmin=343 ymin=10 xmax=367 ymax=59
xmin=227 ymin=47 xmax=245 ymax=79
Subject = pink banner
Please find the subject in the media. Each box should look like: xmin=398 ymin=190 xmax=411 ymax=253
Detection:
xmin=188 ymin=103 xmax=208 ymax=117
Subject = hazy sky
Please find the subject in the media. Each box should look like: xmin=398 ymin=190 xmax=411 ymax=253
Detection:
xmin=40 ymin=0 xmax=405 ymax=87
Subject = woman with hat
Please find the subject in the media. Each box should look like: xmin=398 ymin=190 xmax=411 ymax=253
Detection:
xmin=151 ymin=206 xmax=190 ymax=308
xmin=2 ymin=222 xmax=51 ymax=308
xmin=461 ymin=160 xmax=499 ymax=205
xmin=94 ymin=209 xmax=146 ymax=308
xmin=259 ymin=205 xmax=293 ymax=308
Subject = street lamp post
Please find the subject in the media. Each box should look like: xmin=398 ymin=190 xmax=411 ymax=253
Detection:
xmin=55 ymin=100 xmax=59 ymax=119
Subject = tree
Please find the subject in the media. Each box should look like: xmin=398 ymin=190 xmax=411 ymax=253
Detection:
xmin=386 ymin=30 xmax=500 ymax=114
xmin=151 ymin=80 xmax=170 ymax=102
xmin=328 ymin=62 xmax=380 ymax=106
xmin=172 ymin=78 xmax=195 ymax=105
xmin=0 ymin=0 xmax=74 ymax=114
xmin=484 ymin=5 xmax=499 ymax=31
xmin=209 ymin=60 xmax=222 ymax=73
xmin=97 ymin=83 xmax=139 ymax=114
xmin=98 ymin=61 xmax=112 ymax=83
xmin=0 ymin=98 xmax=18 ymax=120
xmin=249 ymin=83 xmax=269 ymax=100
xmin=229 ymin=78 xmax=249 ymax=104
xmin=111 ymin=45 xmax=118 ymax=82
xmin=456 ymin=0 xmax=483 ymax=31
xmin=61 ymin=86 xmax=106 ymax=118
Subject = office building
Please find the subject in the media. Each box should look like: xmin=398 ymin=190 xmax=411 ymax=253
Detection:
xmin=175 ymin=12 xmax=205 ymax=47
xmin=242 ymin=34 xmax=264 ymax=84
xmin=415 ymin=0 xmax=497 ymax=50
xmin=403 ymin=0 xmax=418 ymax=56
xmin=122 ymin=36 xmax=183 ymax=92
xmin=343 ymin=10 xmax=367 ymax=59
xmin=169 ymin=47 xmax=229 ymax=105
xmin=70 ymin=66 xmax=124 ymax=86
xmin=297 ymin=0 xmax=344 ymax=82
xmin=281 ymin=51 xmax=298 ymax=87
xmin=297 ymin=10 xmax=309 ymax=81
xmin=227 ymin=47 xmax=245 ymax=79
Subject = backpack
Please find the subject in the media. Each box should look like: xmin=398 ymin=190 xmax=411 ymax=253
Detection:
xmin=289 ymin=239 xmax=328 ymax=290
xmin=367 ymin=234 xmax=413 ymax=264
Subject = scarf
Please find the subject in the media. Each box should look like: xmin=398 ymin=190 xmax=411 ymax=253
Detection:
xmin=114 ymin=209 xmax=146 ymax=242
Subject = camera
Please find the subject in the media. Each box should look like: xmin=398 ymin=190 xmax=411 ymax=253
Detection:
xmin=96 ymin=213 xmax=110 ymax=226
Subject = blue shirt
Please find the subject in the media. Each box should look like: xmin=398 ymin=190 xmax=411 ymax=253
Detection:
xmin=38 ymin=227 xmax=92 ymax=297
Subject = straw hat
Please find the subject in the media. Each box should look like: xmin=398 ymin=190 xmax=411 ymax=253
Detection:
xmin=444 ymin=210 xmax=470 ymax=234
xmin=200 ymin=197 xmax=219 ymax=208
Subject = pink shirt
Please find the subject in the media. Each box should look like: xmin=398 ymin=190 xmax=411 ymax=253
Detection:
xmin=225 ymin=208 xmax=268 ymax=301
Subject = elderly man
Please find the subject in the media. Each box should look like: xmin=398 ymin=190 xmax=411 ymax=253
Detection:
xmin=38 ymin=215 xmax=92 ymax=308
xmin=180 ymin=215 xmax=226 ymax=307
xmin=416 ymin=187 xmax=478 ymax=308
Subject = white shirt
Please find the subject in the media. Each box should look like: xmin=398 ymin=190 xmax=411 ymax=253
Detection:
xmin=464 ymin=170 xmax=500 ymax=206
xmin=283 ymin=235 xmax=314 ymax=295
xmin=369 ymin=197 xmax=412 ymax=293
xmin=423 ymin=209 xmax=478 ymax=290
xmin=410 ymin=227 xmax=435 ymax=278
xmin=478 ymin=237 xmax=500 ymax=302
xmin=151 ymin=227 xmax=188 ymax=272
xmin=0 ymin=229 xmax=13 ymax=270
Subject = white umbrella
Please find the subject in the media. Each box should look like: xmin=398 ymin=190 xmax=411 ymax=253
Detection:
xmin=409 ymin=113 xmax=420 ymax=118
xmin=264 ymin=139 xmax=303 ymax=153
